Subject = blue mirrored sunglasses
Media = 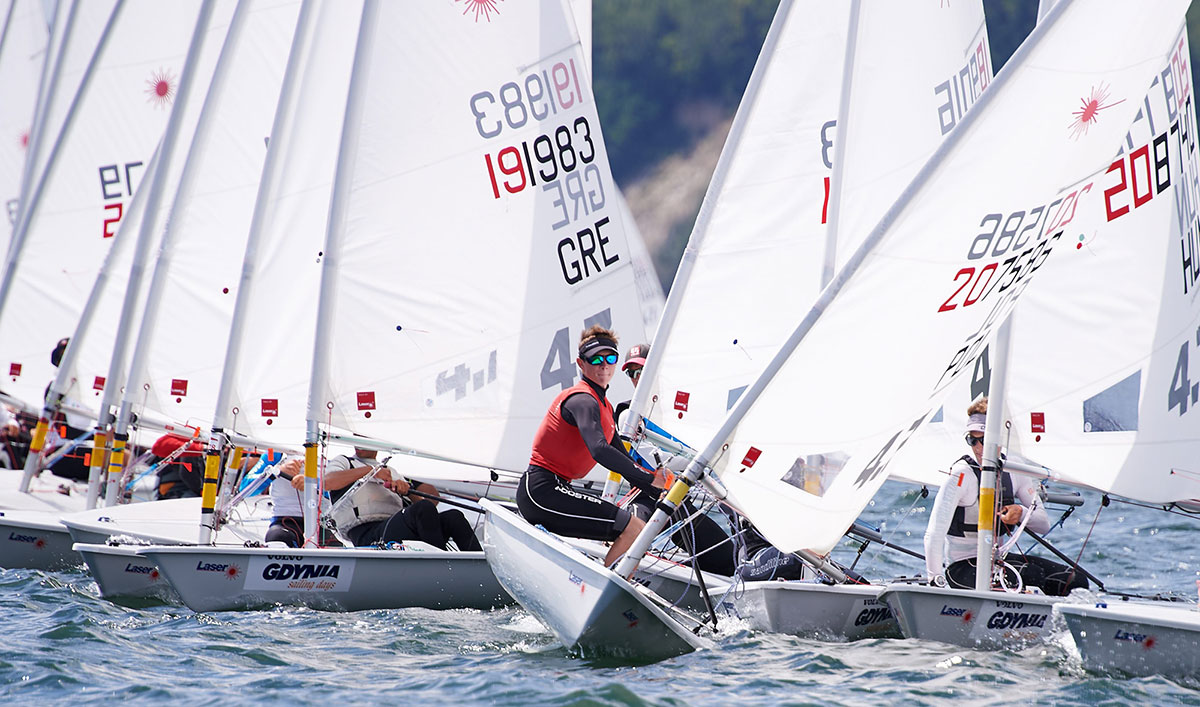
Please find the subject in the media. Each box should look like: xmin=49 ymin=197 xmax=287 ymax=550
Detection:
xmin=588 ymin=353 xmax=619 ymax=365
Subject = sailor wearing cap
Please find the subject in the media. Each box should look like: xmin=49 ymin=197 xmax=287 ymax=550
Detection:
xmin=923 ymin=397 xmax=1086 ymax=595
xmin=518 ymin=325 xmax=667 ymax=567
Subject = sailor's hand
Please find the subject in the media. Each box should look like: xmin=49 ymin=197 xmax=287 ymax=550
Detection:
xmin=391 ymin=477 xmax=411 ymax=495
xmin=999 ymin=504 xmax=1024 ymax=525
xmin=652 ymin=467 xmax=672 ymax=490
xmin=290 ymin=473 xmax=305 ymax=490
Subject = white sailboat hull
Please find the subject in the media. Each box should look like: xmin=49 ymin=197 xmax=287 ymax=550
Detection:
xmin=735 ymin=581 xmax=901 ymax=640
xmin=879 ymin=583 xmax=1062 ymax=649
xmin=73 ymin=542 xmax=177 ymax=601
xmin=1058 ymin=601 xmax=1200 ymax=677
xmin=564 ymin=537 xmax=732 ymax=616
xmin=0 ymin=510 xmax=78 ymax=570
xmin=140 ymin=544 xmax=512 ymax=612
xmin=481 ymin=500 xmax=712 ymax=662
xmin=62 ymin=496 xmax=274 ymax=546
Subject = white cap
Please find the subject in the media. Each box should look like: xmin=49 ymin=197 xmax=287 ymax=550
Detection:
xmin=966 ymin=413 xmax=987 ymax=434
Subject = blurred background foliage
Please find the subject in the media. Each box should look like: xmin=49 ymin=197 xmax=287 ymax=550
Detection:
xmin=593 ymin=0 xmax=1199 ymax=185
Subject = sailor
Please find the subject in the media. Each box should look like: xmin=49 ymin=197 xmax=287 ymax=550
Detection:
xmin=518 ymin=326 xmax=666 ymax=567
xmin=44 ymin=337 xmax=91 ymax=481
xmin=151 ymin=433 xmax=205 ymax=500
xmin=733 ymin=515 xmax=809 ymax=582
xmin=923 ymin=397 xmax=1088 ymax=596
xmin=264 ymin=455 xmax=341 ymax=548
xmin=318 ymin=447 xmax=481 ymax=551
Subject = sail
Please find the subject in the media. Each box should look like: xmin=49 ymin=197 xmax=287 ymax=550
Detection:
xmin=307 ymin=0 xmax=652 ymax=473
xmin=0 ymin=0 xmax=203 ymax=412
xmin=0 ymin=0 xmax=48 ymax=256
xmin=566 ymin=0 xmax=663 ymax=336
xmin=707 ymin=0 xmax=1189 ymax=554
xmin=48 ymin=2 xmax=246 ymax=432
xmin=630 ymin=1 xmax=993 ymax=456
xmin=993 ymin=25 xmax=1200 ymax=504
xmin=114 ymin=0 xmax=300 ymax=437
xmin=217 ymin=0 xmax=362 ymax=450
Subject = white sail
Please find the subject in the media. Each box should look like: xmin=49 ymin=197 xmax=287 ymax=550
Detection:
xmin=307 ymin=0 xmax=651 ymax=473
xmin=213 ymin=0 xmax=362 ymax=451
xmin=0 ymin=0 xmax=48 ymax=256
xmin=630 ymin=1 xmax=993 ymax=457
xmin=46 ymin=2 xmax=246 ymax=434
xmin=707 ymin=0 xmax=1189 ymax=555
xmin=0 ymin=0 xmax=203 ymax=412
xmin=565 ymin=0 xmax=662 ymax=336
xmin=990 ymin=26 xmax=1200 ymax=504
xmin=114 ymin=0 xmax=299 ymax=438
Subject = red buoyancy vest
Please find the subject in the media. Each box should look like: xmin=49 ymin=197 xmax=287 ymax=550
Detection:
xmin=529 ymin=379 xmax=615 ymax=481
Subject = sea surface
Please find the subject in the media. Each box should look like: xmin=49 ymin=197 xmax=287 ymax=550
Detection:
xmin=4 ymin=480 xmax=1200 ymax=705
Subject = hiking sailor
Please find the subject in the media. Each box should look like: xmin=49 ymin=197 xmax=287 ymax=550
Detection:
xmin=320 ymin=446 xmax=481 ymax=551
xmin=517 ymin=326 xmax=667 ymax=567
xmin=923 ymin=397 xmax=1088 ymax=596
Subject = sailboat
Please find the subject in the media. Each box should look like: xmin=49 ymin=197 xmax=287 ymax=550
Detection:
xmin=138 ymin=0 xmax=657 ymax=613
xmin=482 ymin=0 xmax=1191 ymax=661
xmin=662 ymin=0 xmax=998 ymax=642
xmin=0 ymin=0 xmax=219 ymax=569
xmin=878 ymin=11 xmax=1200 ymax=655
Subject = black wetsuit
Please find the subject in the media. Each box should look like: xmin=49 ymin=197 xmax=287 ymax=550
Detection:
xmin=328 ymin=457 xmax=481 ymax=551
xmin=518 ymin=378 xmax=659 ymax=541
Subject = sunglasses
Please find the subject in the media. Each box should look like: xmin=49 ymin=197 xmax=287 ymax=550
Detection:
xmin=965 ymin=433 xmax=984 ymax=447
xmin=587 ymin=353 xmax=619 ymax=365
xmin=625 ymin=367 xmax=642 ymax=381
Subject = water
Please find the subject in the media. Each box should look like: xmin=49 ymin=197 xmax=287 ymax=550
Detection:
xmin=4 ymin=481 xmax=1200 ymax=705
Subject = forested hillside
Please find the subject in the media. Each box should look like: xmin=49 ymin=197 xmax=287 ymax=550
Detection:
xmin=592 ymin=0 xmax=1200 ymax=288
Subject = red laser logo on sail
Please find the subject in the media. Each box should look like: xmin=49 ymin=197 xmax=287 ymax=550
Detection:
xmin=457 ymin=0 xmax=501 ymax=23
xmin=1069 ymin=84 xmax=1123 ymax=140
xmin=145 ymin=68 xmax=176 ymax=108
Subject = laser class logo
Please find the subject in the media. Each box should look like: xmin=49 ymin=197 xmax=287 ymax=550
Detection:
xmin=145 ymin=68 xmax=177 ymax=108
xmin=457 ymin=0 xmax=502 ymax=23
xmin=1069 ymin=84 xmax=1124 ymax=140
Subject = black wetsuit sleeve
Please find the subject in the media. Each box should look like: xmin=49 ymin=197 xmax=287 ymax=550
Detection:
xmin=562 ymin=393 xmax=659 ymax=495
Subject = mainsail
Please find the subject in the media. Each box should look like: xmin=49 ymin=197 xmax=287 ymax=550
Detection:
xmin=306 ymin=0 xmax=653 ymax=477
xmin=932 ymin=25 xmax=1200 ymax=506
xmin=214 ymin=0 xmax=363 ymax=453
xmin=626 ymin=0 xmax=994 ymax=469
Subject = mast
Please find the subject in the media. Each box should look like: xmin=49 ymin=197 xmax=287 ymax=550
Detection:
xmin=819 ymin=0 xmax=860 ymax=289
xmin=102 ymin=0 xmax=216 ymax=506
xmin=606 ymin=0 xmax=794 ymax=501
xmin=301 ymin=0 xmax=378 ymax=545
xmin=614 ymin=0 xmax=1077 ymax=579
xmin=201 ymin=0 xmax=319 ymax=544
xmin=971 ymin=0 xmax=1052 ymax=590
xmin=975 ymin=317 xmax=1013 ymax=589
xmin=14 ymin=0 xmax=68 ymax=222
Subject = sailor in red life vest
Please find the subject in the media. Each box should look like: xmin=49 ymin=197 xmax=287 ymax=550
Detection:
xmin=518 ymin=325 xmax=667 ymax=567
